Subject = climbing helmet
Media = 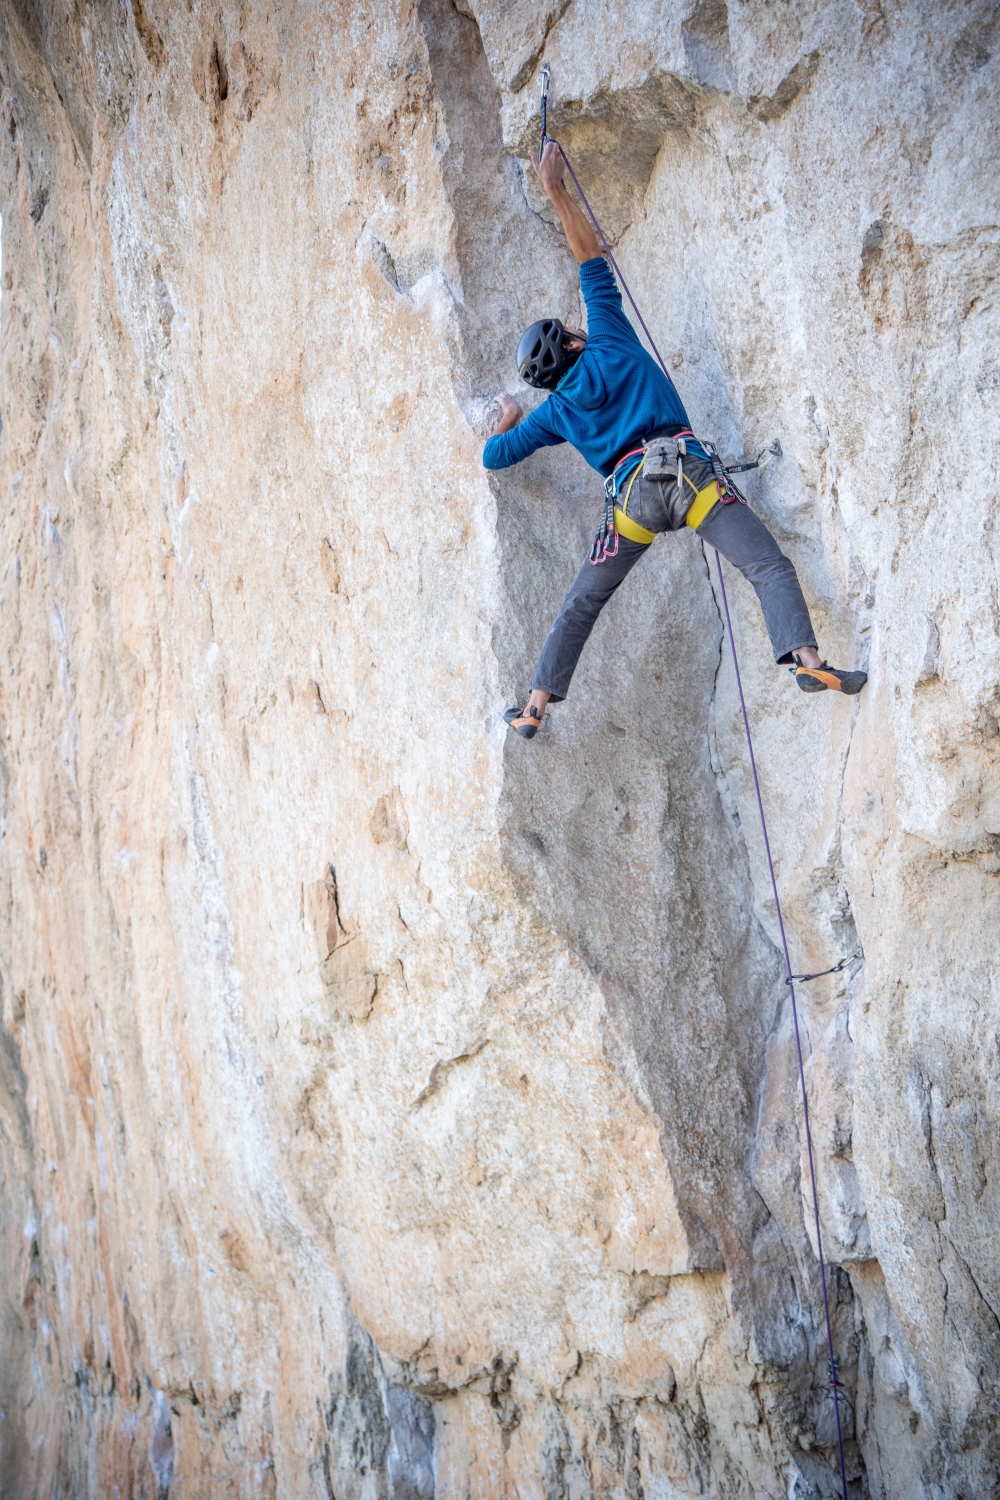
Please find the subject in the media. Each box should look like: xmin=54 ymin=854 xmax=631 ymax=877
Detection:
xmin=516 ymin=318 xmax=585 ymax=390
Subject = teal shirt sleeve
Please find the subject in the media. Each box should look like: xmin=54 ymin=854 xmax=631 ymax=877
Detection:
xmin=482 ymin=404 xmax=565 ymax=470
xmin=578 ymin=256 xmax=639 ymax=346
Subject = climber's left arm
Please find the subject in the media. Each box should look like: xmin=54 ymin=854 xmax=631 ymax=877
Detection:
xmin=483 ymin=401 xmax=563 ymax=470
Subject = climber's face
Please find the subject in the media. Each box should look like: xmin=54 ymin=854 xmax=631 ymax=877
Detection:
xmin=563 ymin=327 xmax=587 ymax=354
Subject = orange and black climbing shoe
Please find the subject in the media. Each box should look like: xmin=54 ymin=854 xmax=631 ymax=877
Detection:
xmin=792 ymin=658 xmax=868 ymax=695
xmin=504 ymin=704 xmax=543 ymax=739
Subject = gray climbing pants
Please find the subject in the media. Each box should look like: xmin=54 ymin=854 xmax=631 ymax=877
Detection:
xmin=530 ymin=495 xmax=817 ymax=702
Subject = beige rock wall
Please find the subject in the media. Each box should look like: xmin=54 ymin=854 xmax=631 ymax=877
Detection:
xmin=0 ymin=1 xmax=997 ymax=1496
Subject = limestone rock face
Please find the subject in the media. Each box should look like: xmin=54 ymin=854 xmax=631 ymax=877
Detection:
xmin=0 ymin=1 xmax=997 ymax=1496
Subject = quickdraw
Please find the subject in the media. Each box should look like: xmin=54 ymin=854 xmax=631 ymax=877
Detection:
xmin=672 ymin=430 xmax=744 ymax=510
xmin=539 ymin=62 xmax=550 ymax=161
xmin=697 ymin=435 xmax=778 ymax=509
xmin=725 ymin=439 xmax=783 ymax=476
xmin=786 ymin=951 xmax=863 ymax=985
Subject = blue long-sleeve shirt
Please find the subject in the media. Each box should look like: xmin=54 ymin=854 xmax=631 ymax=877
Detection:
xmin=483 ymin=258 xmax=690 ymax=478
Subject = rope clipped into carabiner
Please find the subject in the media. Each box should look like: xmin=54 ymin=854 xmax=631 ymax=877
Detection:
xmin=537 ymin=66 xmax=851 ymax=1500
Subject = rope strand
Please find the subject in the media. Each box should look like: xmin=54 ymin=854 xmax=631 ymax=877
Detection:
xmin=545 ymin=125 xmax=851 ymax=1500
xmin=714 ymin=555 xmax=850 ymax=1500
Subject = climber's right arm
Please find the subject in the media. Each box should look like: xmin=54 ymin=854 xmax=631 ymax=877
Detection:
xmin=532 ymin=141 xmax=602 ymax=265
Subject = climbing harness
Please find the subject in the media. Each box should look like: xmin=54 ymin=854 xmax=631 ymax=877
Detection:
xmin=590 ymin=436 xmax=740 ymax=564
xmin=539 ymin=67 xmax=852 ymax=1500
xmin=642 ymin=431 xmax=729 ymax=528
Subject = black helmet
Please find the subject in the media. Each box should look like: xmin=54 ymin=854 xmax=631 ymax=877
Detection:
xmin=516 ymin=318 xmax=585 ymax=390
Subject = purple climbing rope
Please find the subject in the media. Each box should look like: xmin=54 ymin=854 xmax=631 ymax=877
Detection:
xmin=713 ymin=560 xmax=850 ymax=1500
xmin=544 ymin=128 xmax=851 ymax=1500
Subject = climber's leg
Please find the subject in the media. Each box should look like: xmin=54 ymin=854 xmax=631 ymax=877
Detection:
xmin=696 ymin=500 xmax=867 ymax=694
xmin=696 ymin=500 xmax=814 ymax=663
xmin=508 ymin=536 xmax=651 ymax=731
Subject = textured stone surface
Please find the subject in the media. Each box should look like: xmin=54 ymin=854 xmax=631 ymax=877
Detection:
xmin=0 ymin=1 xmax=998 ymax=1496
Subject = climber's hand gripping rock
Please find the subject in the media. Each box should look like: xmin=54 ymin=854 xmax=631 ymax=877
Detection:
xmin=492 ymin=392 xmax=522 ymax=435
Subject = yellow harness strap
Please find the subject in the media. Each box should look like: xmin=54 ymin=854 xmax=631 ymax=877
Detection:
xmin=613 ymin=465 xmax=656 ymax=545
xmin=613 ymin=460 xmax=724 ymax=544
xmin=685 ymin=475 xmax=724 ymax=531
xmin=613 ymin=507 xmax=656 ymax=545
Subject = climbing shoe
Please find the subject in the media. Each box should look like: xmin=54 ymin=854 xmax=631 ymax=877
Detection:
xmin=792 ymin=659 xmax=868 ymax=695
xmin=504 ymin=704 xmax=543 ymax=739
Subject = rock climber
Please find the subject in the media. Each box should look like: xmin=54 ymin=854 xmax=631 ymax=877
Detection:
xmin=484 ymin=141 xmax=867 ymax=739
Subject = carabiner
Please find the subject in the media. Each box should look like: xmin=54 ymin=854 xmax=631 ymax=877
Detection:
xmin=539 ymin=62 xmax=550 ymax=161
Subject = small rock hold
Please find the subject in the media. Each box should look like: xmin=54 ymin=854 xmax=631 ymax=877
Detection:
xmin=371 ymin=789 xmax=410 ymax=850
